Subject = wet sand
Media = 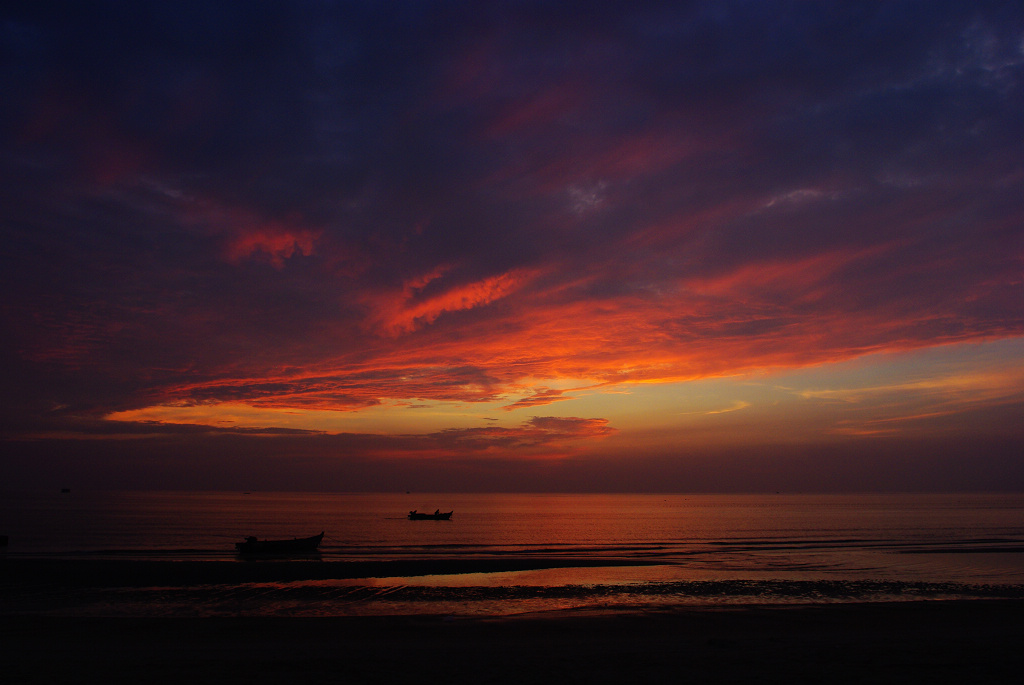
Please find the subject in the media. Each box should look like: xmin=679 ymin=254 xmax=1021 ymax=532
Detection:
xmin=0 ymin=557 xmax=650 ymax=587
xmin=4 ymin=601 xmax=1024 ymax=684
xmin=4 ymin=559 xmax=1024 ymax=683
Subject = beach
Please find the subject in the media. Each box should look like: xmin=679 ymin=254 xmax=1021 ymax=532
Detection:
xmin=4 ymin=559 xmax=1024 ymax=684
xmin=5 ymin=492 xmax=1024 ymax=682
xmin=5 ymin=601 xmax=1024 ymax=684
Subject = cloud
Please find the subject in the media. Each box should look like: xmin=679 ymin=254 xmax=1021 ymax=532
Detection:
xmin=364 ymin=267 xmax=536 ymax=336
xmin=428 ymin=416 xmax=617 ymax=458
xmin=2 ymin=1 xmax=1023 ymax=482
xmin=224 ymin=225 xmax=319 ymax=268
xmin=503 ymin=387 xmax=572 ymax=411
xmin=680 ymin=400 xmax=751 ymax=416
xmin=91 ymin=410 xmax=616 ymax=462
xmin=794 ymin=364 xmax=1024 ymax=439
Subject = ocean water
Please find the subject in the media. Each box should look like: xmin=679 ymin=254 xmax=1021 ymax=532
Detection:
xmin=3 ymin=491 xmax=1024 ymax=617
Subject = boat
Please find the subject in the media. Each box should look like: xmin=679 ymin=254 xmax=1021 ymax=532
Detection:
xmin=408 ymin=510 xmax=453 ymax=520
xmin=235 ymin=531 xmax=324 ymax=554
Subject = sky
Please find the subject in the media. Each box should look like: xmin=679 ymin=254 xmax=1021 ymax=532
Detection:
xmin=2 ymin=1 xmax=1023 ymax=492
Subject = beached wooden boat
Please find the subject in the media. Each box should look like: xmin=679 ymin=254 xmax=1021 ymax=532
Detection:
xmin=408 ymin=510 xmax=453 ymax=520
xmin=235 ymin=531 xmax=324 ymax=554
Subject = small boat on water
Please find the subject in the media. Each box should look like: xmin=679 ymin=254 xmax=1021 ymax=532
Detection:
xmin=235 ymin=531 xmax=324 ymax=554
xmin=408 ymin=510 xmax=453 ymax=520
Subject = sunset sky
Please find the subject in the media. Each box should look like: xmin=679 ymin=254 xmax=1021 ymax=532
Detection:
xmin=3 ymin=1 xmax=1023 ymax=492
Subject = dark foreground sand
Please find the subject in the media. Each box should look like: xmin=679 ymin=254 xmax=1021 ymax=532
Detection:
xmin=4 ymin=601 xmax=1024 ymax=685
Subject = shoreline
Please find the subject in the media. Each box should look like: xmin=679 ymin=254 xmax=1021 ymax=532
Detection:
xmin=5 ymin=557 xmax=1024 ymax=620
xmin=6 ymin=558 xmax=1024 ymax=682
xmin=0 ymin=556 xmax=652 ymax=586
xmin=4 ymin=600 xmax=1024 ymax=684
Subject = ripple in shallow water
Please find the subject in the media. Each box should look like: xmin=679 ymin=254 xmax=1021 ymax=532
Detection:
xmin=7 ymin=578 xmax=1024 ymax=618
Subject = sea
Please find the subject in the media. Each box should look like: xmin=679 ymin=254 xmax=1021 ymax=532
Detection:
xmin=3 ymin=491 xmax=1024 ymax=617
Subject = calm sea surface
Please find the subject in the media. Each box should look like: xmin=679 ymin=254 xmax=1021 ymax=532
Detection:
xmin=4 ymin=491 xmax=1024 ymax=616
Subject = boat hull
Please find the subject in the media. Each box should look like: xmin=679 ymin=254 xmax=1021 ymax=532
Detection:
xmin=408 ymin=511 xmax=453 ymax=520
xmin=235 ymin=532 xmax=324 ymax=554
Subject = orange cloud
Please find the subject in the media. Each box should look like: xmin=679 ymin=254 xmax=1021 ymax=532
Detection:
xmin=113 ymin=239 xmax=1006 ymax=424
xmin=101 ymin=406 xmax=616 ymax=462
xmin=503 ymin=387 xmax=572 ymax=410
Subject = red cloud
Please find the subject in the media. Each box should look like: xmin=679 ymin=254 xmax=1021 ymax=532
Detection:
xmin=175 ymin=197 xmax=322 ymax=268
xmin=224 ymin=224 xmax=319 ymax=268
xmin=364 ymin=267 xmax=537 ymax=336
xmin=410 ymin=416 xmax=617 ymax=460
xmin=484 ymin=86 xmax=587 ymax=138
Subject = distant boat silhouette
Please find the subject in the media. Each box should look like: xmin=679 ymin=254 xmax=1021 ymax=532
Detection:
xmin=408 ymin=510 xmax=453 ymax=520
xmin=235 ymin=531 xmax=324 ymax=554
